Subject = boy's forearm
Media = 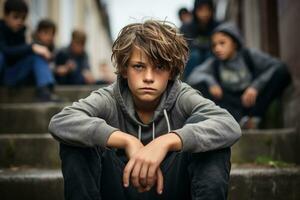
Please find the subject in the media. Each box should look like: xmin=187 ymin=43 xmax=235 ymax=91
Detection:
xmin=155 ymin=133 xmax=182 ymax=152
xmin=107 ymin=130 xmax=139 ymax=149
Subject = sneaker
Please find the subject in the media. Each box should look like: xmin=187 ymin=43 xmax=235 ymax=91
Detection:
xmin=36 ymin=86 xmax=62 ymax=102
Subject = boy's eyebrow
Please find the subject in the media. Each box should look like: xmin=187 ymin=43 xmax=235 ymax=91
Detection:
xmin=129 ymin=60 xmax=146 ymax=64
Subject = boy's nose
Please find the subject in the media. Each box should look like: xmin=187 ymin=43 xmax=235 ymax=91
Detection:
xmin=143 ymin=68 xmax=154 ymax=83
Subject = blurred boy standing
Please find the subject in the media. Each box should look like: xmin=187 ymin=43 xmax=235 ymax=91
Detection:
xmin=0 ymin=0 xmax=57 ymax=101
xmin=181 ymin=0 xmax=220 ymax=80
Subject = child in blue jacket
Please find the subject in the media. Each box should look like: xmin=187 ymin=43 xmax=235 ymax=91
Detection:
xmin=0 ymin=0 xmax=58 ymax=101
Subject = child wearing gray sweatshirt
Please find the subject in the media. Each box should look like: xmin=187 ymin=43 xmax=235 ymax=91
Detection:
xmin=187 ymin=22 xmax=291 ymax=129
xmin=49 ymin=20 xmax=241 ymax=200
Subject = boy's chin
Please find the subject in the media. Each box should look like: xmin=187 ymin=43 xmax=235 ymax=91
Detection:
xmin=216 ymin=55 xmax=229 ymax=61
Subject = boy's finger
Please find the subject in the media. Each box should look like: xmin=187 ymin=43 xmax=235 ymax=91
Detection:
xmin=139 ymin=163 xmax=149 ymax=187
xmin=156 ymin=168 xmax=164 ymax=195
xmin=147 ymin=165 xmax=157 ymax=187
xmin=123 ymin=159 xmax=135 ymax=187
xmin=131 ymin=162 xmax=142 ymax=188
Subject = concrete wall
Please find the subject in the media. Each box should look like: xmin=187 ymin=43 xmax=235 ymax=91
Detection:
xmin=277 ymin=0 xmax=300 ymax=129
xmin=0 ymin=0 xmax=114 ymax=80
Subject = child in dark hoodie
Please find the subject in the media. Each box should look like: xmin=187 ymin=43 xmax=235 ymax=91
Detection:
xmin=54 ymin=29 xmax=95 ymax=85
xmin=49 ymin=20 xmax=241 ymax=200
xmin=0 ymin=0 xmax=57 ymax=101
xmin=187 ymin=22 xmax=291 ymax=129
xmin=181 ymin=0 xmax=220 ymax=80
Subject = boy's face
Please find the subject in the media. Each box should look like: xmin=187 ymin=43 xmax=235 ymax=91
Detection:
xmin=36 ymin=28 xmax=55 ymax=46
xmin=195 ymin=5 xmax=213 ymax=24
xmin=123 ymin=46 xmax=171 ymax=106
xmin=211 ymin=32 xmax=237 ymax=61
xmin=180 ymin=13 xmax=192 ymax=24
xmin=4 ymin=12 xmax=26 ymax=32
xmin=71 ymin=41 xmax=85 ymax=55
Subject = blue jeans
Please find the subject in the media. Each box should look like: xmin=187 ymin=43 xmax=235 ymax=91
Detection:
xmin=183 ymin=48 xmax=211 ymax=81
xmin=0 ymin=53 xmax=4 ymax=84
xmin=59 ymin=143 xmax=231 ymax=200
xmin=3 ymin=54 xmax=54 ymax=87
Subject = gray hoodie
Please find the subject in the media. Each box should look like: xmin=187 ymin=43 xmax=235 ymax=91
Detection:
xmin=49 ymin=77 xmax=241 ymax=153
xmin=187 ymin=22 xmax=284 ymax=92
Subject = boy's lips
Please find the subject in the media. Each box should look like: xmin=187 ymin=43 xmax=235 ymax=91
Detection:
xmin=139 ymin=87 xmax=156 ymax=91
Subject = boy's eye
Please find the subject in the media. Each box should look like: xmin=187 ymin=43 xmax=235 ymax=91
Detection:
xmin=133 ymin=64 xmax=144 ymax=70
xmin=156 ymin=65 xmax=166 ymax=71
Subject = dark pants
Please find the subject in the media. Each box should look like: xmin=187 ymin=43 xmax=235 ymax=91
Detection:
xmin=193 ymin=66 xmax=291 ymax=121
xmin=0 ymin=53 xmax=4 ymax=84
xmin=60 ymin=143 xmax=231 ymax=200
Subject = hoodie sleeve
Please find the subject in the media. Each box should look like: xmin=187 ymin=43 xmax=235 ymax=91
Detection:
xmin=173 ymin=86 xmax=241 ymax=152
xmin=0 ymin=31 xmax=33 ymax=58
xmin=186 ymin=57 xmax=219 ymax=87
xmin=48 ymin=88 xmax=119 ymax=147
xmin=249 ymin=48 xmax=284 ymax=92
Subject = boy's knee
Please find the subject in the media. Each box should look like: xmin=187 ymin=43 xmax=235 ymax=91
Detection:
xmin=59 ymin=143 xmax=102 ymax=164
xmin=189 ymin=148 xmax=231 ymax=179
xmin=189 ymin=148 xmax=231 ymax=199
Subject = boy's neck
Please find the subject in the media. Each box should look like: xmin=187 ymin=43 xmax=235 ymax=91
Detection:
xmin=133 ymin=98 xmax=160 ymax=124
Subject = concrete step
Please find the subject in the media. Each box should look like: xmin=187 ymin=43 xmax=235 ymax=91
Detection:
xmin=0 ymin=168 xmax=63 ymax=200
xmin=0 ymin=166 xmax=299 ymax=200
xmin=0 ymin=85 xmax=104 ymax=103
xmin=232 ymin=128 xmax=300 ymax=164
xmin=1 ymin=131 xmax=298 ymax=169
xmin=228 ymin=165 xmax=300 ymax=200
xmin=0 ymin=103 xmax=68 ymax=133
xmin=0 ymin=134 xmax=59 ymax=168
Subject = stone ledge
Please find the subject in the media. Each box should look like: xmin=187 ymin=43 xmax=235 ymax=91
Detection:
xmin=0 ymin=166 xmax=299 ymax=200
xmin=232 ymin=128 xmax=300 ymax=164
xmin=0 ymin=134 xmax=59 ymax=168
xmin=0 ymin=85 xmax=105 ymax=103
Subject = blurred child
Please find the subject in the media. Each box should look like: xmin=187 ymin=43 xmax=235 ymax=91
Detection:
xmin=0 ymin=0 xmax=58 ymax=101
xmin=187 ymin=23 xmax=291 ymax=129
xmin=54 ymin=30 xmax=95 ymax=85
xmin=181 ymin=0 xmax=220 ymax=80
xmin=33 ymin=19 xmax=56 ymax=53
xmin=178 ymin=7 xmax=192 ymax=25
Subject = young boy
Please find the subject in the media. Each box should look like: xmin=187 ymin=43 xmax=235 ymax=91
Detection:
xmin=187 ymin=22 xmax=291 ymax=129
xmin=33 ymin=19 xmax=56 ymax=53
xmin=0 ymin=0 xmax=57 ymax=101
xmin=49 ymin=20 xmax=241 ymax=200
xmin=181 ymin=0 xmax=220 ymax=80
xmin=54 ymin=30 xmax=95 ymax=85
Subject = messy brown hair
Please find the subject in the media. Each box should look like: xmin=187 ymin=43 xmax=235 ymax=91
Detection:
xmin=111 ymin=20 xmax=189 ymax=79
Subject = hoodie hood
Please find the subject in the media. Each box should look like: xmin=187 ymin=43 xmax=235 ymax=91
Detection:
xmin=212 ymin=22 xmax=244 ymax=49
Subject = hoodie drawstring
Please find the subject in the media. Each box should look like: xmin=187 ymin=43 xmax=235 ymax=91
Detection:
xmin=163 ymin=109 xmax=171 ymax=133
xmin=137 ymin=109 xmax=171 ymax=141
xmin=138 ymin=125 xmax=142 ymax=141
